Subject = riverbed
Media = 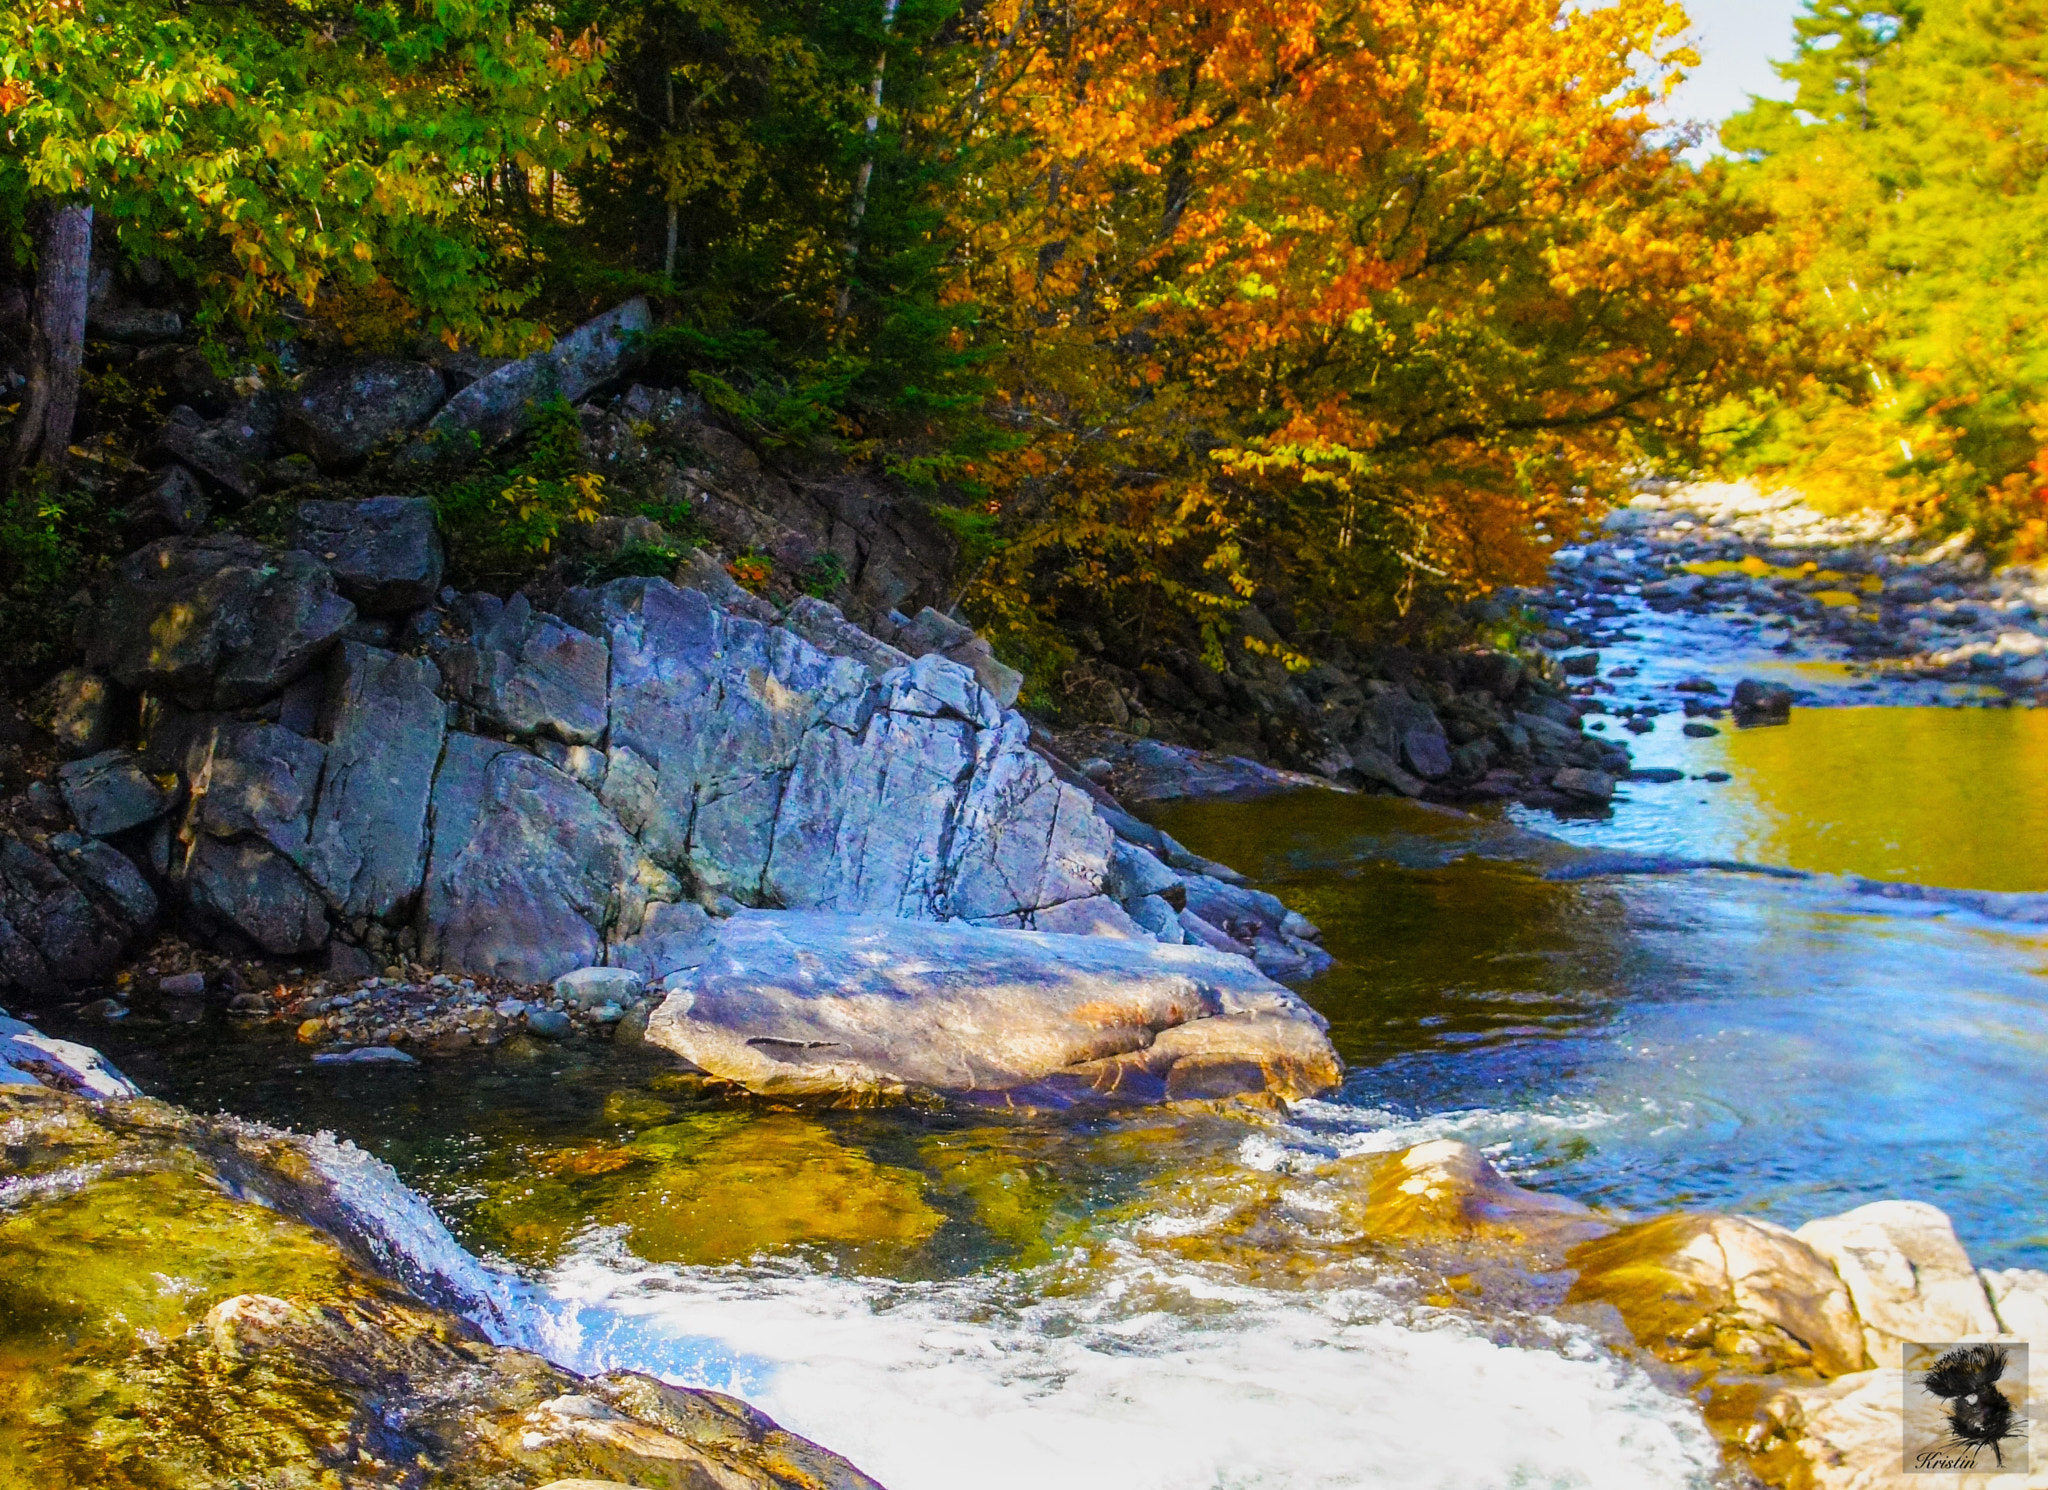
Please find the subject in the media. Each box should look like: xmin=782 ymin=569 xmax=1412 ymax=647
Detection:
xmin=43 ymin=496 xmax=2048 ymax=1490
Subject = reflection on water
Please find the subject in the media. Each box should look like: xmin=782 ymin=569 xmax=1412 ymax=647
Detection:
xmin=1146 ymin=790 xmax=2048 ymax=1268
xmin=1549 ymin=706 xmax=2048 ymax=891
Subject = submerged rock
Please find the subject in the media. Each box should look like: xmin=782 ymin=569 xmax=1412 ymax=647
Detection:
xmin=646 ymin=910 xmax=1341 ymax=1106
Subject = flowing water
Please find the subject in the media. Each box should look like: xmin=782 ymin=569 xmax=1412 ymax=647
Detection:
xmin=34 ymin=589 xmax=2048 ymax=1489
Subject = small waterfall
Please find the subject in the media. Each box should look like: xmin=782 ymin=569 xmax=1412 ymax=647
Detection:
xmin=294 ymin=1123 xmax=1728 ymax=1490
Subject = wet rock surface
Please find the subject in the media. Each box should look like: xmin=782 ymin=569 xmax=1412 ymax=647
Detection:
xmin=0 ymin=1041 xmax=885 ymax=1490
xmin=646 ymin=910 xmax=1341 ymax=1106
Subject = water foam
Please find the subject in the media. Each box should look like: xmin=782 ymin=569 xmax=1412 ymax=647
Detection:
xmin=298 ymin=1109 xmax=1725 ymax=1490
xmin=528 ymin=1235 xmax=1725 ymax=1490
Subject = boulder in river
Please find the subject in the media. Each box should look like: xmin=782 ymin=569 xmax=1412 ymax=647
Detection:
xmin=1340 ymin=1140 xmax=1610 ymax=1259
xmin=1732 ymin=678 xmax=1796 ymax=723
xmin=646 ymin=910 xmax=1341 ymax=1106
xmin=1793 ymin=1200 xmax=2000 ymax=1366
xmin=1566 ymin=1211 xmax=1867 ymax=1378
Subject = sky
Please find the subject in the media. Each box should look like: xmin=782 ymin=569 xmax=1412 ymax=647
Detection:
xmin=1662 ymin=0 xmax=1806 ymax=130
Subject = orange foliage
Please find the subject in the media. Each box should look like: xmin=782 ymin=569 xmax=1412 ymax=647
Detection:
xmin=944 ymin=0 xmax=1802 ymax=649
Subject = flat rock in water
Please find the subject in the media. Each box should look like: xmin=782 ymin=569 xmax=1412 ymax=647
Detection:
xmin=646 ymin=910 xmax=1341 ymax=1106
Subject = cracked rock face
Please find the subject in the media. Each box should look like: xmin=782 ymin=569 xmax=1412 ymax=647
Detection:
xmin=647 ymin=910 xmax=1340 ymax=1105
xmin=22 ymin=545 xmax=1294 ymax=997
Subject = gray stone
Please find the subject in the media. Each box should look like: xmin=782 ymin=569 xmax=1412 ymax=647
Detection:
xmin=182 ymin=835 xmax=329 ymax=954
xmin=524 ymin=1008 xmax=572 ymax=1039
xmin=149 ymin=407 xmax=264 ymax=503
xmin=646 ymin=911 xmax=1340 ymax=1105
xmin=439 ymin=593 xmax=608 ymax=745
xmin=782 ymin=596 xmax=912 ymax=679
xmin=895 ymin=607 xmax=978 ymax=657
xmin=554 ymin=966 xmax=645 ymax=1007
xmin=87 ymin=537 xmax=355 ymax=708
xmin=673 ymin=547 xmax=778 ymax=623
xmin=280 ymin=361 xmax=447 ymax=470
xmin=0 ymin=1011 xmax=139 ymax=1097
xmin=1126 ymin=894 xmax=1188 ymax=943
xmin=605 ymin=899 xmax=716 ymax=982
xmin=1550 ymin=766 xmax=1616 ymax=804
xmin=302 ymin=645 xmax=446 ymax=920
xmin=1105 ymin=838 xmax=1181 ymax=904
xmin=1027 ymin=895 xmax=1148 ymax=938
xmin=313 ymin=1045 xmax=416 ymax=1065
xmin=578 ymin=578 xmax=872 ymax=899
xmin=892 ymin=607 xmax=1022 ymax=708
xmin=1400 ymin=723 xmax=1453 ymax=780
xmin=126 ymin=464 xmax=210 ymax=540
xmin=1346 ymin=745 xmax=1424 ymax=797
xmin=1732 ymin=677 xmax=1796 ymax=722
xmin=58 ymin=748 xmax=175 ymax=837
xmin=418 ymin=739 xmax=663 ymax=983
xmin=32 ymin=668 xmax=118 ymax=758
xmin=159 ymin=970 xmax=207 ymax=996
xmin=0 ymin=834 xmax=150 ymax=992
xmin=293 ymin=498 xmax=446 ymax=614
xmin=416 ymin=298 xmax=651 ymax=459
xmin=47 ymin=834 xmax=158 ymax=932
xmin=156 ymin=717 xmax=326 ymax=855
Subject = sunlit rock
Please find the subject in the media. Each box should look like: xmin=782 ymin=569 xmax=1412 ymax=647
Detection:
xmin=646 ymin=910 xmax=1340 ymax=1106
xmin=1794 ymin=1200 xmax=2000 ymax=1366
xmin=1568 ymin=1212 xmax=1866 ymax=1378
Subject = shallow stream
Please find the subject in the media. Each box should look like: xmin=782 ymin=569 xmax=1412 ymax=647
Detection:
xmin=45 ymin=571 xmax=2048 ymax=1489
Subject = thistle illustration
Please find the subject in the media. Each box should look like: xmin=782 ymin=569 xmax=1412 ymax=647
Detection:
xmin=1920 ymin=1344 xmax=2026 ymax=1468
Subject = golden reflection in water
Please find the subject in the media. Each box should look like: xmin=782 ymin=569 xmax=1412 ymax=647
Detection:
xmin=1697 ymin=707 xmax=2048 ymax=892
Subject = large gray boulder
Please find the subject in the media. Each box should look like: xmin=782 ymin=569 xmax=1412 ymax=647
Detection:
xmin=416 ymin=298 xmax=650 ymax=458
xmin=570 ymin=579 xmax=1115 ymax=920
xmin=57 ymin=748 xmax=175 ymax=837
xmin=150 ymin=715 xmax=331 ymax=954
xmin=293 ymin=498 xmax=446 ymax=614
xmin=85 ymin=537 xmax=355 ymax=708
xmin=417 ymin=736 xmax=679 ymax=984
xmin=438 ymin=593 xmax=608 ymax=744
xmin=646 ymin=911 xmax=1342 ymax=1105
xmin=0 ymin=831 xmax=158 ymax=992
xmin=302 ymin=644 xmax=446 ymax=921
xmin=280 ymin=361 xmax=447 ymax=470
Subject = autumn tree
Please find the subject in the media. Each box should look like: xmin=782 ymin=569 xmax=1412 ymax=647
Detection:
xmin=0 ymin=0 xmax=604 ymax=485
xmin=1720 ymin=0 xmax=2048 ymax=556
xmin=940 ymin=0 xmax=1800 ymax=662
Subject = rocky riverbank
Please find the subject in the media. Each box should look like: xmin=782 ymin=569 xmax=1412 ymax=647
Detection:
xmin=8 ymin=1005 xmax=2043 ymax=1490
xmin=0 ymin=1015 xmax=890 ymax=1490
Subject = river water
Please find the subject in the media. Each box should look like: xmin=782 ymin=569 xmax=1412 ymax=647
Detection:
xmin=55 ymin=574 xmax=2048 ymax=1489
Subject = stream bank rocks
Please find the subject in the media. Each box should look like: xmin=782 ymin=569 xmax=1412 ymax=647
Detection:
xmin=1324 ymin=1140 xmax=2048 ymax=1490
xmin=3 ymin=518 xmax=1334 ymax=1101
xmin=0 ymin=1043 xmax=885 ymax=1490
xmin=644 ymin=911 xmax=1340 ymax=1106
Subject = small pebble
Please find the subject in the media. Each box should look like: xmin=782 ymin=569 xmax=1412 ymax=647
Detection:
xmin=158 ymin=971 xmax=207 ymax=997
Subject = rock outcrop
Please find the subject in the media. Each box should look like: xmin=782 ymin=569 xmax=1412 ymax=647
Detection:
xmin=13 ymin=530 xmax=1330 ymax=996
xmin=645 ymin=910 xmax=1341 ymax=1105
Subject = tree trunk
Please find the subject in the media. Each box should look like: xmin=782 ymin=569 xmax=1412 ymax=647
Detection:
xmin=6 ymin=201 xmax=93 ymax=487
xmin=836 ymin=0 xmax=901 ymax=321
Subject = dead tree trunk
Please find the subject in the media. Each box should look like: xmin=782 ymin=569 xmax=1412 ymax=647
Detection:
xmin=6 ymin=201 xmax=94 ymax=488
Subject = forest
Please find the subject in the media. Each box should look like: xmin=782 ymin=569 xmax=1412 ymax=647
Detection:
xmin=0 ymin=0 xmax=2041 ymax=686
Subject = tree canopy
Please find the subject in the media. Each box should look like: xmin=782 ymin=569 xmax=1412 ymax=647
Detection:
xmin=1720 ymin=0 xmax=2048 ymax=558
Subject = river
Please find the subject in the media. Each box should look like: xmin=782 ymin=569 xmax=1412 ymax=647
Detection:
xmin=49 ymin=528 xmax=2048 ymax=1490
